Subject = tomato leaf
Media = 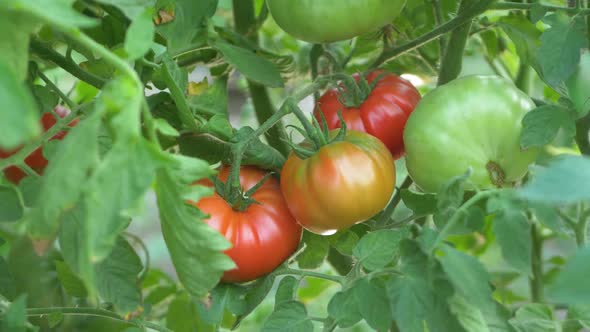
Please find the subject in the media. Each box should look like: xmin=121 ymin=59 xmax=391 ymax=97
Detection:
xmin=95 ymin=237 xmax=143 ymax=314
xmin=520 ymin=105 xmax=576 ymax=149
xmin=509 ymin=304 xmax=558 ymax=332
xmin=499 ymin=13 xmax=541 ymax=72
xmin=438 ymin=245 xmax=494 ymax=311
xmin=0 ymin=61 xmax=41 ymax=150
xmin=54 ymin=260 xmax=88 ymax=298
xmin=353 ymin=228 xmax=408 ymax=271
xmin=5 ymin=0 xmax=97 ymax=29
xmin=155 ymin=155 xmax=234 ymax=299
xmin=488 ymin=196 xmax=532 ymax=276
xmin=0 ymin=186 xmax=24 ymax=223
xmin=28 ymin=110 xmax=102 ymax=239
xmin=387 ymin=240 xmax=464 ymax=332
xmin=261 ymin=300 xmax=313 ymax=332
xmin=328 ymin=289 xmax=362 ymax=328
xmin=447 ymin=295 xmax=489 ymax=332
xmin=275 ymin=276 xmax=298 ymax=307
xmin=295 ymin=231 xmax=329 ymax=269
xmin=547 ymin=247 xmax=590 ymax=305
xmin=47 ymin=312 xmax=64 ymax=328
xmin=212 ymin=40 xmax=284 ymax=88
xmin=188 ymin=77 xmax=229 ymax=117
xmin=519 ymin=155 xmax=590 ymax=204
xmin=93 ymin=0 xmax=155 ymax=19
xmin=124 ymin=7 xmax=155 ymax=60
xmin=0 ymin=294 xmax=27 ymax=332
xmin=353 ymin=278 xmax=392 ymax=331
xmin=537 ymin=13 xmax=587 ymax=90
xmin=156 ymin=0 xmax=215 ymax=54
xmin=0 ymin=257 xmax=16 ymax=300
xmin=167 ymin=292 xmax=213 ymax=332
xmin=327 ymin=230 xmax=359 ymax=256
xmin=401 ymin=189 xmax=438 ymax=216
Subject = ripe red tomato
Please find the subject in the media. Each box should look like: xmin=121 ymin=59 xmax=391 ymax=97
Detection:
xmin=191 ymin=166 xmax=302 ymax=283
xmin=0 ymin=106 xmax=78 ymax=184
xmin=281 ymin=130 xmax=396 ymax=235
xmin=314 ymin=71 xmax=421 ymax=159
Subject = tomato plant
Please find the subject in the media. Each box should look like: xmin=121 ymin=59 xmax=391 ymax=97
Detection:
xmin=0 ymin=106 xmax=78 ymax=184
xmin=314 ymin=71 xmax=421 ymax=159
xmin=404 ymin=76 xmax=538 ymax=193
xmin=281 ymin=130 xmax=395 ymax=235
xmin=191 ymin=166 xmax=302 ymax=283
xmin=266 ymin=0 xmax=407 ymax=43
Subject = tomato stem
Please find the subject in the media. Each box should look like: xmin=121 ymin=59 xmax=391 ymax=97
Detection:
xmin=277 ymin=268 xmax=344 ymax=284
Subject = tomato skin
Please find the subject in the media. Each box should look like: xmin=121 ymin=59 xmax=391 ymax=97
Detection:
xmin=192 ymin=166 xmax=302 ymax=283
xmin=566 ymin=51 xmax=590 ymax=115
xmin=314 ymin=71 xmax=421 ymax=159
xmin=281 ymin=130 xmax=395 ymax=235
xmin=404 ymin=75 xmax=539 ymax=193
xmin=0 ymin=106 xmax=78 ymax=184
xmin=266 ymin=0 xmax=406 ymax=43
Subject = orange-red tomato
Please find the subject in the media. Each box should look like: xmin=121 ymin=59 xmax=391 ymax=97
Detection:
xmin=192 ymin=166 xmax=302 ymax=283
xmin=314 ymin=71 xmax=421 ymax=159
xmin=281 ymin=130 xmax=396 ymax=235
xmin=0 ymin=106 xmax=78 ymax=184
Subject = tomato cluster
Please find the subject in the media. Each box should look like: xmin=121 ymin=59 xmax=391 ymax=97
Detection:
xmin=0 ymin=106 xmax=78 ymax=184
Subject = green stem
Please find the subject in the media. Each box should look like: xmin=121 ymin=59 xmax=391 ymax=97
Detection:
xmin=437 ymin=0 xmax=476 ymax=86
xmin=232 ymin=0 xmax=290 ymax=156
xmin=0 ymin=106 xmax=83 ymax=172
xmin=432 ymin=190 xmax=498 ymax=251
xmin=491 ymin=2 xmax=590 ymax=13
xmin=371 ymin=0 xmax=496 ymax=69
xmin=37 ymin=71 xmax=77 ymax=110
xmin=529 ymin=223 xmax=544 ymax=302
xmin=431 ymin=0 xmax=447 ymax=56
xmin=278 ymin=268 xmax=344 ymax=284
xmin=161 ymin=65 xmax=200 ymax=131
xmin=30 ymin=39 xmax=107 ymax=89
xmin=576 ymin=114 xmax=590 ymax=155
xmin=24 ymin=307 xmax=172 ymax=332
xmin=376 ymin=176 xmax=414 ymax=225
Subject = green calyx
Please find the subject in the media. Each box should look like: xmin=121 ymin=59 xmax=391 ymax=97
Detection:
xmin=286 ymin=110 xmax=348 ymax=160
xmin=335 ymin=72 xmax=386 ymax=109
xmin=213 ymin=172 xmax=273 ymax=212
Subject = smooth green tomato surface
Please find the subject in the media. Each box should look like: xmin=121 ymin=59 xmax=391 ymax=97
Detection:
xmin=404 ymin=75 xmax=538 ymax=193
xmin=566 ymin=51 xmax=590 ymax=116
xmin=266 ymin=0 xmax=406 ymax=43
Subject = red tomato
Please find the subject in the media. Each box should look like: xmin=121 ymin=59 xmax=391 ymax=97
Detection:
xmin=314 ymin=71 xmax=421 ymax=159
xmin=0 ymin=106 xmax=78 ymax=184
xmin=191 ymin=166 xmax=302 ymax=283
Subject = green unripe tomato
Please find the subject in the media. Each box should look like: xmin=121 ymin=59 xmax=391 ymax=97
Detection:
xmin=566 ymin=51 xmax=590 ymax=116
xmin=404 ymin=76 xmax=539 ymax=193
xmin=266 ymin=0 xmax=407 ymax=43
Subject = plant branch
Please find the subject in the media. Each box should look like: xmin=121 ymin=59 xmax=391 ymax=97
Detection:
xmin=438 ymin=0 xmax=477 ymax=85
xmin=530 ymin=223 xmax=544 ymax=302
xmin=37 ymin=70 xmax=77 ymax=110
xmin=376 ymin=176 xmax=414 ymax=225
xmin=371 ymin=0 xmax=496 ymax=69
xmin=24 ymin=307 xmax=173 ymax=332
xmin=491 ymin=2 xmax=590 ymax=13
xmin=30 ymin=39 xmax=107 ymax=89
xmin=278 ymin=268 xmax=344 ymax=284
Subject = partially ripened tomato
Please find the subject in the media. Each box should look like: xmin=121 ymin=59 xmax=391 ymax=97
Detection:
xmin=281 ymin=130 xmax=395 ymax=235
xmin=192 ymin=166 xmax=302 ymax=283
xmin=314 ymin=71 xmax=421 ymax=159
xmin=266 ymin=0 xmax=407 ymax=43
xmin=404 ymin=75 xmax=539 ymax=193
xmin=0 ymin=106 xmax=78 ymax=184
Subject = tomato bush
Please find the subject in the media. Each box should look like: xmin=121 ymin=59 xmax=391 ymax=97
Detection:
xmin=266 ymin=0 xmax=407 ymax=43
xmin=404 ymin=76 xmax=538 ymax=193
xmin=191 ymin=166 xmax=302 ymax=283
xmin=281 ymin=130 xmax=395 ymax=235
xmin=3 ymin=1 xmax=590 ymax=332
xmin=0 ymin=106 xmax=78 ymax=184
xmin=314 ymin=71 xmax=421 ymax=159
